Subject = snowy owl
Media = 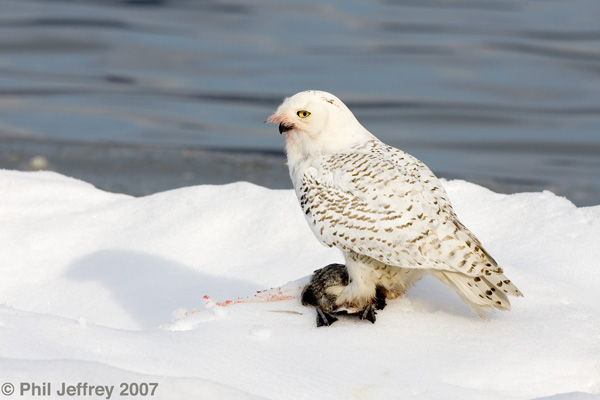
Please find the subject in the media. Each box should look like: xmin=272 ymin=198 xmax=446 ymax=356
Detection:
xmin=268 ymin=90 xmax=522 ymax=326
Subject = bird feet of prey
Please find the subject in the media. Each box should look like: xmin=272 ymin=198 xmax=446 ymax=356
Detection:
xmin=301 ymin=263 xmax=387 ymax=327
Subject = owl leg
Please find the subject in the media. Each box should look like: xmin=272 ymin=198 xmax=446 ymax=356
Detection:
xmin=356 ymin=286 xmax=387 ymax=324
xmin=333 ymin=253 xmax=383 ymax=312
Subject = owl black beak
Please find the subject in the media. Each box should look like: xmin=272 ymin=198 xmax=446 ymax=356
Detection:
xmin=279 ymin=122 xmax=294 ymax=134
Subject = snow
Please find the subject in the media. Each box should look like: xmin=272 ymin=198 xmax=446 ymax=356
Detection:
xmin=1 ymin=169 xmax=599 ymax=400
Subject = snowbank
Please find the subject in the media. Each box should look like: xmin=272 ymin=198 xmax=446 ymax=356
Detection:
xmin=0 ymin=170 xmax=598 ymax=400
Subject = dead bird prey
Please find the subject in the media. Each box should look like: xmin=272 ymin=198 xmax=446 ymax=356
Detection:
xmin=302 ymin=263 xmax=387 ymax=326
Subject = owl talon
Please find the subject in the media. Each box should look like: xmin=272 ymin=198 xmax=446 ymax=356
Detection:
xmin=375 ymin=285 xmax=387 ymax=310
xmin=358 ymin=304 xmax=377 ymax=324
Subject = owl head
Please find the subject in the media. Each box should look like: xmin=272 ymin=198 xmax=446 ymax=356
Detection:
xmin=268 ymin=90 xmax=371 ymax=160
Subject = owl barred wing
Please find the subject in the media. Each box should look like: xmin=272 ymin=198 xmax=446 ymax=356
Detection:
xmin=300 ymin=151 xmax=453 ymax=270
xmin=300 ymin=140 xmax=522 ymax=298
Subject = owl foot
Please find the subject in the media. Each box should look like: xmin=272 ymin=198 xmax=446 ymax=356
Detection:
xmin=359 ymin=304 xmax=377 ymax=323
xmin=374 ymin=285 xmax=387 ymax=310
xmin=356 ymin=287 xmax=387 ymax=324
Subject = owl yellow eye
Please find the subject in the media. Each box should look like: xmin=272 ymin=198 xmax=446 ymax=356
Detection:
xmin=297 ymin=110 xmax=311 ymax=118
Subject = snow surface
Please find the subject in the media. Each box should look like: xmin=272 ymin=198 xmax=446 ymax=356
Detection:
xmin=1 ymin=169 xmax=599 ymax=400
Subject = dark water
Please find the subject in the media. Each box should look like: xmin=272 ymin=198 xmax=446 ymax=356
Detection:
xmin=1 ymin=0 xmax=599 ymax=206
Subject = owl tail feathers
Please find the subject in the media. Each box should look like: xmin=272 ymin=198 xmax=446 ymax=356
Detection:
xmin=430 ymin=270 xmax=523 ymax=318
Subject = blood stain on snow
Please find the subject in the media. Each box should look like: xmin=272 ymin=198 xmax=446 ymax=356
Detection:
xmin=201 ymin=286 xmax=301 ymax=308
